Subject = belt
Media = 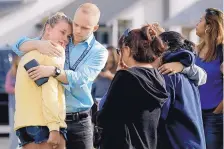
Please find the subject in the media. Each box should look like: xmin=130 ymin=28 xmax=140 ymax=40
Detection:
xmin=66 ymin=111 xmax=89 ymax=122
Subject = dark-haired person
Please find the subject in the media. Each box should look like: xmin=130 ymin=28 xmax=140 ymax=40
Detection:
xmin=97 ymin=26 xmax=168 ymax=149
xmin=151 ymin=23 xmax=207 ymax=86
xmin=157 ymin=31 xmax=206 ymax=149
xmin=157 ymin=8 xmax=224 ymax=149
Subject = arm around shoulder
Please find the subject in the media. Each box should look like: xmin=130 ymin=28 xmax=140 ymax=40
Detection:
xmin=182 ymin=64 xmax=207 ymax=86
xmin=12 ymin=37 xmax=40 ymax=56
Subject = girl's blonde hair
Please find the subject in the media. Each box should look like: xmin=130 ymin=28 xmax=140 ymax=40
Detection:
xmin=42 ymin=12 xmax=72 ymax=35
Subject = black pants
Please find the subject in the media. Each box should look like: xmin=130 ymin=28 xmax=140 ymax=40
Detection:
xmin=66 ymin=116 xmax=93 ymax=149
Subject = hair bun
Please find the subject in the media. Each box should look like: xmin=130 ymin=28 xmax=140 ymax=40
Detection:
xmin=148 ymin=26 xmax=156 ymax=37
xmin=141 ymin=25 xmax=156 ymax=42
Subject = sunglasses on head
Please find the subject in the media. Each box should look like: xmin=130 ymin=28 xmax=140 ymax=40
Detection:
xmin=206 ymin=9 xmax=219 ymax=16
xmin=123 ymin=28 xmax=131 ymax=38
xmin=116 ymin=28 xmax=131 ymax=55
xmin=205 ymin=9 xmax=220 ymax=24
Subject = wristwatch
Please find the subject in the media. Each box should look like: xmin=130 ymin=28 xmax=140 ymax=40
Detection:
xmin=54 ymin=67 xmax=61 ymax=78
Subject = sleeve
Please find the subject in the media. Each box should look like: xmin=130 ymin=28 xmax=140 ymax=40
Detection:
xmin=4 ymin=72 xmax=15 ymax=94
xmin=181 ymin=64 xmax=207 ymax=86
xmin=12 ymin=37 xmax=40 ymax=57
xmin=41 ymin=55 xmax=65 ymax=131
xmin=161 ymin=75 xmax=176 ymax=120
xmin=97 ymin=70 xmax=134 ymax=127
xmin=64 ymin=49 xmax=108 ymax=88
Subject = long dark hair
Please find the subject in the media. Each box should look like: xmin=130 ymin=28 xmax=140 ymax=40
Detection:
xmin=159 ymin=31 xmax=195 ymax=53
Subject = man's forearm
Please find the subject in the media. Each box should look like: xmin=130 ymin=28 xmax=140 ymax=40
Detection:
xmin=20 ymin=40 xmax=40 ymax=53
xmin=41 ymin=66 xmax=68 ymax=84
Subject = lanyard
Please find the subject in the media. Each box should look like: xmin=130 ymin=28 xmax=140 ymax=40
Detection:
xmin=66 ymin=36 xmax=95 ymax=71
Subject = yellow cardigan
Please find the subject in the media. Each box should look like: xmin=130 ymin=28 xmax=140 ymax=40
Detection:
xmin=14 ymin=50 xmax=66 ymax=131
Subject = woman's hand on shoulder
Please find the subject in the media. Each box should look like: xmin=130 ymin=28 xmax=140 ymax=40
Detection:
xmin=158 ymin=62 xmax=184 ymax=75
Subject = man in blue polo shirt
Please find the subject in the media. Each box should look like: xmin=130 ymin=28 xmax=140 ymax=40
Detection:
xmin=12 ymin=3 xmax=108 ymax=149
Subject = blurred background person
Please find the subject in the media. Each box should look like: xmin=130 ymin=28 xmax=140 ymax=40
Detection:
xmin=5 ymin=55 xmax=20 ymax=149
xmin=91 ymin=46 xmax=118 ymax=113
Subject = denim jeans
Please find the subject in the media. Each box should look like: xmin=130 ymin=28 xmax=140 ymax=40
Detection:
xmin=16 ymin=126 xmax=67 ymax=147
xmin=202 ymin=110 xmax=223 ymax=149
xmin=66 ymin=116 xmax=93 ymax=149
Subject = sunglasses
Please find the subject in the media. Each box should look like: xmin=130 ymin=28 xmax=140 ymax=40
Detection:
xmin=206 ymin=9 xmax=219 ymax=16
xmin=205 ymin=9 xmax=220 ymax=23
xmin=116 ymin=28 xmax=131 ymax=55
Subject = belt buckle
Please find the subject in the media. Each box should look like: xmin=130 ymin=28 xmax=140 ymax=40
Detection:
xmin=73 ymin=113 xmax=80 ymax=121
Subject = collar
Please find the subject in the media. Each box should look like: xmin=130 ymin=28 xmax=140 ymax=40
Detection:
xmin=70 ymin=34 xmax=94 ymax=46
xmin=84 ymin=34 xmax=94 ymax=45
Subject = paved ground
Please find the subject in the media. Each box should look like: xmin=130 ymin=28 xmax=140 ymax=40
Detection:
xmin=0 ymin=125 xmax=10 ymax=149
xmin=0 ymin=137 xmax=9 ymax=149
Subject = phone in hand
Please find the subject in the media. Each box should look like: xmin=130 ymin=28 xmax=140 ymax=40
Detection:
xmin=24 ymin=59 xmax=49 ymax=86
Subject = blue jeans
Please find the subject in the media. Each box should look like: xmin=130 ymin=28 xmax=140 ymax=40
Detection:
xmin=16 ymin=126 xmax=67 ymax=147
xmin=202 ymin=110 xmax=223 ymax=149
xmin=66 ymin=116 xmax=93 ymax=149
